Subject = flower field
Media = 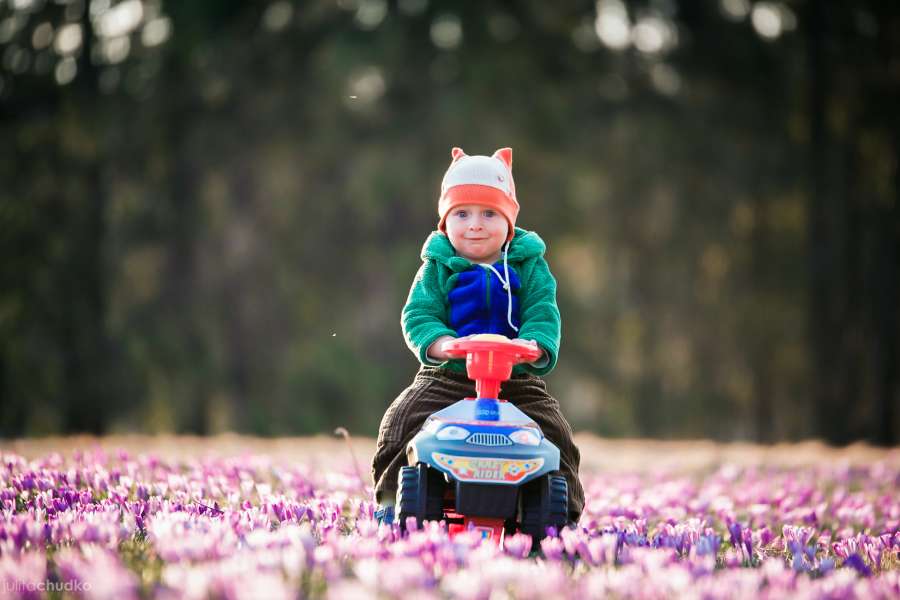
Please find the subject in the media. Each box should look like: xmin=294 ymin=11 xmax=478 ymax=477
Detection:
xmin=0 ymin=435 xmax=897 ymax=599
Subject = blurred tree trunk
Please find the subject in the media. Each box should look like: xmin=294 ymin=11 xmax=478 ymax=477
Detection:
xmin=224 ymin=161 xmax=254 ymax=426
xmin=60 ymin=152 xmax=109 ymax=433
xmin=807 ymin=1 xmax=899 ymax=445
xmin=871 ymin=98 xmax=899 ymax=446
xmin=806 ymin=0 xmax=849 ymax=444
xmin=873 ymin=150 xmax=898 ymax=445
xmin=839 ymin=128 xmax=862 ymax=441
xmin=750 ymin=186 xmax=773 ymax=443
xmin=164 ymin=56 xmax=209 ymax=435
xmin=872 ymin=6 xmax=899 ymax=446
xmin=60 ymin=5 xmax=110 ymax=433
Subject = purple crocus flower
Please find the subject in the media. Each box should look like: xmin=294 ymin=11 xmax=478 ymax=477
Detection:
xmin=540 ymin=535 xmax=565 ymax=561
xmin=843 ymin=552 xmax=873 ymax=577
xmin=502 ymin=533 xmax=532 ymax=559
xmin=818 ymin=557 xmax=835 ymax=574
xmin=728 ymin=521 xmax=742 ymax=550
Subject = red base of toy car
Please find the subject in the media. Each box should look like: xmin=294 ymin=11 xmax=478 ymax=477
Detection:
xmin=447 ymin=513 xmax=506 ymax=542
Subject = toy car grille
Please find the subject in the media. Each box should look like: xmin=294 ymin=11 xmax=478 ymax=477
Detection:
xmin=466 ymin=433 xmax=512 ymax=446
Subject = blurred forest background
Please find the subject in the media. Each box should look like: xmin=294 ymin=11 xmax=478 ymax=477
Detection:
xmin=0 ymin=0 xmax=897 ymax=445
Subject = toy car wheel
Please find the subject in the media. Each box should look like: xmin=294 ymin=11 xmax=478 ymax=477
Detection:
xmin=396 ymin=463 xmax=446 ymax=531
xmin=519 ymin=473 xmax=568 ymax=543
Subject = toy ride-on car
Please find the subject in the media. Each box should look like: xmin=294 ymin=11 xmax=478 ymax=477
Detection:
xmin=396 ymin=333 xmax=568 ymax=546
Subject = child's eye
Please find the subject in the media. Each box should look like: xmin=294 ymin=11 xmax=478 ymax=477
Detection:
xmin=483 ymin=210 xmax=496 ymax=218
xmin=455 ymin=210 xmax=468 ymax=218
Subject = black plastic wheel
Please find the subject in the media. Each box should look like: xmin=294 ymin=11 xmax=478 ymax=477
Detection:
xmin=396 ymin=463 xmax=445 ymax=531
xmin=519 ymin=473 xmax=568 ymax=543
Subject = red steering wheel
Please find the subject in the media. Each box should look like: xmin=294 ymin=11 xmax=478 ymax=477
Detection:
xmin=441 ymin=334 xmax=542 ymax=399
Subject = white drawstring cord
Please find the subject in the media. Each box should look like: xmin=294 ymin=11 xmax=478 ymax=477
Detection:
xmin=479 ymin=240 xmax=518 ymax=333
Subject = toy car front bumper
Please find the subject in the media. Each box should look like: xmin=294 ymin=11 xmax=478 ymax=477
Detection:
xmin=406 ymin=432 xmax=561 ymax=487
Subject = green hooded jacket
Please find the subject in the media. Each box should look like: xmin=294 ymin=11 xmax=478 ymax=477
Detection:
xmin=401 ymin=227 xmax=561 ymax=376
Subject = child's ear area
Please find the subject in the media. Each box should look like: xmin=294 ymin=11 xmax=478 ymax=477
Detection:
xmin=451 ymin=147 xmax=467 ymax=161
xmin=493 ymin=148 xmax=512 ymax=168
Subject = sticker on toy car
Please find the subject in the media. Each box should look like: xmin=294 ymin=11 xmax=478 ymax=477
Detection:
xmin=432 ymin=452 xmax=544 ymax=484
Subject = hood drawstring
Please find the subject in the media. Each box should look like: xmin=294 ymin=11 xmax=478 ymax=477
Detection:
xmin=479 ymin=240 xmax=518 ymax=334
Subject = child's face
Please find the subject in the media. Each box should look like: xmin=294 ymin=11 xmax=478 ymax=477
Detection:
xmin=444 ymin=203 xmax=509 ymax=263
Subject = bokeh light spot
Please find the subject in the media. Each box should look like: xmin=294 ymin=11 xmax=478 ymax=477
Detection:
xmin=594 ymin=0 xmax=630 ymax=51
xmin=141 ymin=17 xmax=171 ymax=47
xmin=345 ymin=66 xmax=386 ymax=108
xmin=261 ymin=2 xmax=293 ymax=33
xmin=751 ymin=3 xmax=782 ymax=40
xmin=101 ymin=35 xmax=130 ymax=64
xmin=31 ymin=22 xmax=54 ymax=50
xmin=720 ymin=0 xmax=750 ymax=21
xmin=632 ymin=16 xmax=677 ymax=55
xmin=3 ymin=44 xmax=30 ymax=74
xmin=430 ymin=14 xmax=462 ymax=50
xmin=355 ymin=0 xmax=387 ymax=31
xmin=0 ymin=17 xmax=26 ymax=44
xmin=90 ymin=0 xmax=112 ymax=18
xmin=572 ymin=18 xmax=600 ymax=52
xmin=54 ymin=23 xmax=83 ymax=55
xmin=650 ymin=63 xmax=681 ymax=96
xmin=54 ymin=56 xmax=77 ymax=85
xmin=95 ymin=0 xmax=144 ymax=39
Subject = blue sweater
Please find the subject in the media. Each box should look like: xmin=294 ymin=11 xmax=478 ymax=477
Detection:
xmin=448 ymin=263 xmax=521 ymax=338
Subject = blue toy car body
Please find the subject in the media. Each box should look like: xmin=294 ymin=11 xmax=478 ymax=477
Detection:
xmin=406 ymin=399 xmax=560 ymax=487
xmin=399 ymin=396 xmax=568 ymax=543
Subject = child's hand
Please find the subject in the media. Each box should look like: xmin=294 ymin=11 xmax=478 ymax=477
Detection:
xmin=426 ymin=335 xmax=457 ymax=362
xmin=515 ymin=338 xmax=547 ymax=365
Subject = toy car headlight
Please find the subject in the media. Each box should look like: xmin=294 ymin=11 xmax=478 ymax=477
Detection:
xmin=436 ymin=426 xmax=470 ymax=440
xmin=509 ymin=429 xmax=541 ymax=446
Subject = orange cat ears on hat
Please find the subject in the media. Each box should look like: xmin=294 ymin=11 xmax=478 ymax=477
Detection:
xmin=438 ymin=147 xmax=520 ymax=241
xmin=451 ymin=146 xmax=511 ymax=163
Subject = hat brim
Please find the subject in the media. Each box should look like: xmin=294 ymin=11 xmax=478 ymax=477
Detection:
xmin=438 ymin=184 xmax=518 ymax=242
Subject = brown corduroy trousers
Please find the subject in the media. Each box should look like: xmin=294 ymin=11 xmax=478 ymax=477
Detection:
xmin=371 ymin=366 xmax=585 ymax=522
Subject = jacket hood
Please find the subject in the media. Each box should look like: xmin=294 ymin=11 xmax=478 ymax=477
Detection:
xmin=420 ymin=227 xmax=546 ymax=272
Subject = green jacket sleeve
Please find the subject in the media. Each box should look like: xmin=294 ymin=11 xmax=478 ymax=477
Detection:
xmin=516 ymin=256 xmax=562 ymax=376
xmin=401 ymin=260 xmax=457 ymax=366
